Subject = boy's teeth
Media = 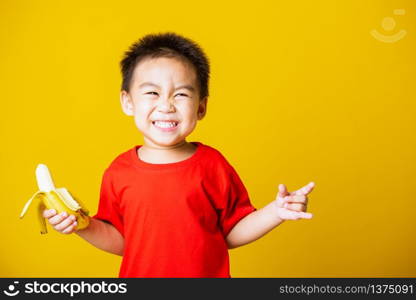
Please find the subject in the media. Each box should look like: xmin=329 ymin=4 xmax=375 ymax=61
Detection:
xmin=154 ymin=121 xmax=177 ymax=128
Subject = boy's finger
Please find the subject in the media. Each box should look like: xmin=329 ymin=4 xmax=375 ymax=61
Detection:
xmin=294 ymin=182 xmax=315 ymax=196
xmin=277 ymin=195 xmax=291 ymax=207
xmin=282 ymin=210 xmax=303 ymax=220
xmin=283 ymin=210 xmax=313 ymax=220
xmin=284 ymin=202 xmax=306 ymax=211
xmin=298 ymin=212 xmax=313 ymax=219
xmin=55 ymin=217 xmax=76 ymax=232
xmin=278 ymin=184 xmax=289 ymax=197
xmin=48 ymin=212 xmax=71 ymax=225
xmin=43 ymin=209 xmax=57 ymax=218
xmin=61 ymin=222 xmax=77 ymax=234
xmin=290 ymin=195 xmax=307 ymax=204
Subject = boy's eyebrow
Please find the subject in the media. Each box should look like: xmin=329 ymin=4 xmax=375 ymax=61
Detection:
xmin=138 ymin=82 xmax=195 ymax=92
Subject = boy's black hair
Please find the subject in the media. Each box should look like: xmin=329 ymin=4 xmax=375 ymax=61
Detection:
xmin=120 ymin=32 xmax=210 ymax=99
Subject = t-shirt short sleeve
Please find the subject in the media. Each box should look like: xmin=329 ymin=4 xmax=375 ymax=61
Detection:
xmin=217 ymin=163 xmax=257 ymax=237
xmin=92 ymin=169 xmax=124 ymax=236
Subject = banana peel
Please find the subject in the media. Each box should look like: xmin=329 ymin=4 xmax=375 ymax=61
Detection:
xmin=20 ymin=164 xmax=90 ymax=234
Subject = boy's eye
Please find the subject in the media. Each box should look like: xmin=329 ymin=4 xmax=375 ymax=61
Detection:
xmin=145 ymin=91 xmax=158 ymax=95
xmin=175 ymin=93 xmax=188 ymax=97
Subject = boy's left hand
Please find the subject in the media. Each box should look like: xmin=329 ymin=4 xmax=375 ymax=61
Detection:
xmin=274 ymin=182 xmax=315 ymax=220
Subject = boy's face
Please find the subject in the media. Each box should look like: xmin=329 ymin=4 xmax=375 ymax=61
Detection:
xmin=120 ymin=57 xmax=207 ymax=148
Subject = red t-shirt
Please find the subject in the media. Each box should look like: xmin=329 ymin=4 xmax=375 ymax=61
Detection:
xmin=92 ymin=141 xmax=256 ymax=278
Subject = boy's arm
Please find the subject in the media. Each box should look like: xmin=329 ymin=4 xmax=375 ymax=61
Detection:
xmin=75 ymin=217 xmax=124 ymax=256
xmin=225 ymin=201 xmax=284 ymax=249
xmin=225 ymin=182 xmax=315 ymax=249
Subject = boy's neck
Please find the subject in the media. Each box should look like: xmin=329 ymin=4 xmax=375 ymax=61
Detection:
xmin=138 ymin=141 xmax=197 ymax=164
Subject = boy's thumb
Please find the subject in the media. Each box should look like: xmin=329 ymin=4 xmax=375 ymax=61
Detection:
xmin=278 ymin=184 xmax=287 ymax=196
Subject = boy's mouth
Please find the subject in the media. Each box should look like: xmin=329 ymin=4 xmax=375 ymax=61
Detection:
xmin=152 ymin=120 xmax=179 ymax=132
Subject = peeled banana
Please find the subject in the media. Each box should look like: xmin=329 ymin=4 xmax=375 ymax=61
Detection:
xmin=20 ymin=164 xmax=90 ymax=234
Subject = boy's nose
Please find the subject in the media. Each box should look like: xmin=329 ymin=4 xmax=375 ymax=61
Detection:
xmin=157 ymin=97 xmax=175 ymax=112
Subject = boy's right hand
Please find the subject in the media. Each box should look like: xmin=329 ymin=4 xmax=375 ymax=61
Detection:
xmin=42 ymin=209 xmax=78 ymax=234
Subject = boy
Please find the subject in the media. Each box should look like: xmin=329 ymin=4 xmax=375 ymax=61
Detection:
xmin=43 ymin=32 xmax=315 ymax=278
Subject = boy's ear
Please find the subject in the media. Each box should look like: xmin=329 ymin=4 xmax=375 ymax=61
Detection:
xmin=120 ymin=91 xmax=134 ymax=116
xmin=197 ymin=97 xmax=208 ymax=120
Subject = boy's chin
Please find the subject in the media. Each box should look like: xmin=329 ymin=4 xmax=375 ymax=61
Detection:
xmin=144 ymin=136 xmax=188 ymax=148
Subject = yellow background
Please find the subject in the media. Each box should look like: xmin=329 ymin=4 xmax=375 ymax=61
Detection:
xmin=1 ymin=0 xmax=415 ymax=277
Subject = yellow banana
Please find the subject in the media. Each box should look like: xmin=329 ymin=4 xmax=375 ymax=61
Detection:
xmin=20 ymin=164 xmax=90 ymax=234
